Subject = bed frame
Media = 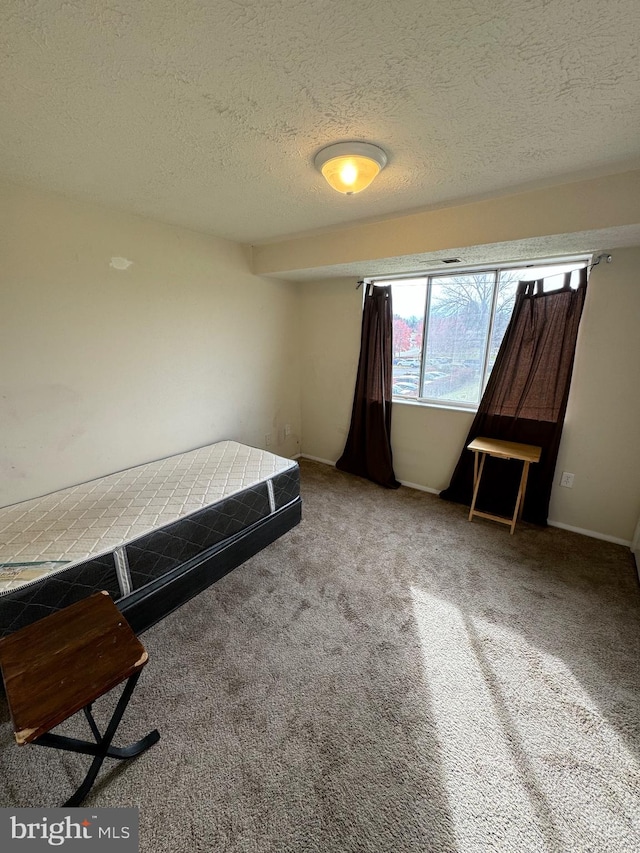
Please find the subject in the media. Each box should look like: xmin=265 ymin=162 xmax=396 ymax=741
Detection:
xmin=0 ymin=442 xmax=301 ymax=638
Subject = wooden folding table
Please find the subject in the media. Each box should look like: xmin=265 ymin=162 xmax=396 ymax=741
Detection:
xmin=467 ymin=437 xmax=542 ymax=534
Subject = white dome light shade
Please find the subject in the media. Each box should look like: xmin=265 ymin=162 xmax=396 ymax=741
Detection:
xmin=314 ymin=142 xmax=388 ymax=195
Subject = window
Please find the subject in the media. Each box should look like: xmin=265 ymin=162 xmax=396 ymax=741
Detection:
xmin=385 ymin=259 xmax=589 ymax=408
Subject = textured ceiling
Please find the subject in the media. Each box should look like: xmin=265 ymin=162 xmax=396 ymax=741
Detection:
xmin=1 ymin=0 xmax=639 ymax=244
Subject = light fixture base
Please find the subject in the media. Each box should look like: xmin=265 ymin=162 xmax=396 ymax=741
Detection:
xmin=314 ymin=141 xmax=388 ymax=195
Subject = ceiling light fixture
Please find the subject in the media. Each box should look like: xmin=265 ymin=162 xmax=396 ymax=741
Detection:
xmin=314 ymin=141 xmax=388 ymax=195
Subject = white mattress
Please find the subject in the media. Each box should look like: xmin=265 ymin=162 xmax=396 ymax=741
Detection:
xmin=0 ymin=441 xmax=296 ymax=594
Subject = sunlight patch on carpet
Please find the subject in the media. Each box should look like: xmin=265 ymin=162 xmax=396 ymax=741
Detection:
xmin=410 ymin=585 xmax=639 ymax=852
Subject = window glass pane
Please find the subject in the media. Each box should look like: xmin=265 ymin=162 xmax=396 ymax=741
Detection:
xmin=487 ymin=271 xmax=519 ymax=374
xmin=423 ymin=272 xmax=496 ymax=404
xmin=390 ymin=279 xmax=426 ymax=399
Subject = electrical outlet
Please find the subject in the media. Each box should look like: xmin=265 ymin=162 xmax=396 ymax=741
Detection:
xmin=284 ymin=423 xmax=291 ymax=437
xmin=265 ymin=433 xmax=271 ymax=446
xmin=560 ymin=471 xmax=574 ymax=488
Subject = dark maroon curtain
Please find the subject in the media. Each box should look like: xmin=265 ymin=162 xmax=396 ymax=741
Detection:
xmin=440 ymin=267 xmax=587 ymax=525
xmin=336 ymin=284 xmax=400 ymax=489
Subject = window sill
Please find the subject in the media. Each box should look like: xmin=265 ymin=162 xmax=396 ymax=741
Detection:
xmin=392 ymin=397 xmax=478 ymax=414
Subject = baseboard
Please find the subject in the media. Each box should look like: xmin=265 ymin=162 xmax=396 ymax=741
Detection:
xmin=300 ymin=458 xmax=441 ymax=495
xmin=299 ymin=454 xmax=337 ymax=467
xmin=629 ymin=521 xmax=638 ymax=579
xmin=398 ymin=479 xmax=440 ymax=495
xmin=547 ymin=519 xmax=632 ymax=548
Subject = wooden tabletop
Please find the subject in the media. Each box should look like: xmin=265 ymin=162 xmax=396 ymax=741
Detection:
xmin=0 ymin=591 xmax=148 ymax=745
xmin=467 ymin=437 xmax=542 ymax=464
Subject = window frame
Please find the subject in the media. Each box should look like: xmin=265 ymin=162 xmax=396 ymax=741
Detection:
xmin=379 ymin=255 xmax=591 ymax=411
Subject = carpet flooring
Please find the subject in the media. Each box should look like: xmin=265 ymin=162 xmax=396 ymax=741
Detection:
xmin=1 ymin=459 xmax=639 ymax=852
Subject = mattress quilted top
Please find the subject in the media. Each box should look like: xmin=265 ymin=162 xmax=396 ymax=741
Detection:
xmin=0 ymin=441 xmax=297 ymax=593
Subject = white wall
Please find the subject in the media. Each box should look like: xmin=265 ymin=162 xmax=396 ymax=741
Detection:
xmin=549 ymin=247 xmax=640 ymax=542
xmin=0 ymin=181 xmax=301 ymax=506
xmin=299 ymin=253 xmax=640 ymax=544
xmin=299 ymin=278 xmax=362 ymax=464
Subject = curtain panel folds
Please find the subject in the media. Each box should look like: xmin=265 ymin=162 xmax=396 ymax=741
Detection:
xmin=336 ymin=284 xmax=400 ymax=489
xmin=440 ymin=267 xmax=587 ymax=525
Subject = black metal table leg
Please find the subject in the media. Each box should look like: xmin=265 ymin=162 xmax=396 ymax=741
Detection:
xmin=83 ymin=704 xmax=102 ymax=742
xmin=34 ymin=670 xmax=160 ymax=807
